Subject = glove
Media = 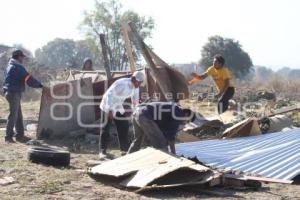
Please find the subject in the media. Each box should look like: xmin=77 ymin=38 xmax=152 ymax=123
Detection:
xmin=187 ymin=73 xmax=201 ymax=85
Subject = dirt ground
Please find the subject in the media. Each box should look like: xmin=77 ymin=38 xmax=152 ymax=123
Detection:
xmin=1 ymin=97 xmax=300 ymax=200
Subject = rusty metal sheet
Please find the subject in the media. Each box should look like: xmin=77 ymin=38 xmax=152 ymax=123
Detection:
xmin=37 ymin=78 xmax=96 ymax=138
xmin=88 ymin=147 xmax=214 ymax=189
xmin=145 ymin=67 xmax=189 ymax=101
xmin=164 ymin=66 xmax=189 ymax=100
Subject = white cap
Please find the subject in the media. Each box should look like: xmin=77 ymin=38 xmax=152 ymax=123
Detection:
xmin=132 ymin=71 xmax=145 ymax=82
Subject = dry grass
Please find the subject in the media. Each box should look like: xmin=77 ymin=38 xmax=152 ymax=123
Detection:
xmin=0 ymin=96 xmax=40 ymax=120
xmin=236 ymin=76 xmax=300 ymax=101
xmin=0 ymin=85 xmax=300 ymax=199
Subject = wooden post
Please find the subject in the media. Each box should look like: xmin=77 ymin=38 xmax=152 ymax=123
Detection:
xmin=100 ymin=34 xmax=112 ymax=80
xmin=124 ymin=22 xmax=174 ymax=101
xmin=121 ymin=21 xmax=136 ymax=73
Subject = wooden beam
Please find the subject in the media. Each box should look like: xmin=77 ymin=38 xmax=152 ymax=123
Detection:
xmin=124 ymin=22 xmax=174 ymax=101
xmin=99 ymin=34 xmax=112 ymax=80
xmin=121 ymin=21 xmax=136 ymax=73
xmin=269 ymin=104 xmax=300 ymax=117
xmin=224 ymin=174 xmax=292 ymax=184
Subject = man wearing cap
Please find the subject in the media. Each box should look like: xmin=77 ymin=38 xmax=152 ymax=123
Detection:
xmin=3 ymin=49 xmax=43 ymax=143
xmin=99 ymin=71 xmax=144 ymax=159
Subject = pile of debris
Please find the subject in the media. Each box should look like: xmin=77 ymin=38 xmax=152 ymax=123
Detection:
xmin=182 ymin=116 xmax=224 ymax=140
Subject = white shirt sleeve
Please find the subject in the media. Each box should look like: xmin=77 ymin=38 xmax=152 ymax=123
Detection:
xmin=131 ymin=88 xmax=140 ymax=107
xmin=105 ymin=83 xmax=126 ymax=109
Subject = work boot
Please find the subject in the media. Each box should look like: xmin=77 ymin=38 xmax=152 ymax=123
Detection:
xmin=120 ymin=151 xmax=127 ymax=156
xmin=98 ymin=149 xmax=107 ymax=160
xmin=98 ymin=152 xmax=108 ymax=160
xmin=5 ymin=137 xmax=16 ymax=144
xmin=16 ymin=136 xmax=31 ymax=143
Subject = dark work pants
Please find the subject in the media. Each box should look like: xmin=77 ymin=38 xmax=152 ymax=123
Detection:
xmin=99 ymin=111 xmax=129 ymax=152
xmin=5 ymin=91 xmax=24 ymax=139
xmin=128 ymin=108 xmax=168 ymax=153
xmin=218 ymin=87 xmax=235 ymax=114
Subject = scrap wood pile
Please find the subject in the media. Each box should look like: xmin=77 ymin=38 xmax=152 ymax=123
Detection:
xmin=180 ymin=101 xmax=300 ymax=140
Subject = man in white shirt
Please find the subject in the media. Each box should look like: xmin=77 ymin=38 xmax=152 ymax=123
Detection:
xmin=99 ymin=71 xmax=145 ymax=159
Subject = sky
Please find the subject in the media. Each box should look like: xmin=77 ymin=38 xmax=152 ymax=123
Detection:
xmin=0 ymin=0 xmax=299 ymax=69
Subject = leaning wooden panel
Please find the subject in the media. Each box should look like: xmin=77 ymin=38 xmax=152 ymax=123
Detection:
xmin=37 ymin=78 xmax=96 ymax=138
xmin=164 ymin=65 xmax=189 ymax=100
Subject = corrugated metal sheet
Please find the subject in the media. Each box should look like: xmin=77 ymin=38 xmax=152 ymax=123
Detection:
xmin=176 ymin=129 xmax=300 ymax=180
xmin=88 ymin=147 xmax=215 ymax=189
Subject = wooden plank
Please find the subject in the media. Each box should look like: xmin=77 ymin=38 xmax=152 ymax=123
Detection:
xmin=269 ymin=104 xmax=300 ymax=117
xmin=99 ymin=34 xmax=112 ymax=80
xmin=135 ymin=178 xmax=212 ymax=193
xmin=121 ymin=21 xmax=136 ymax=73
xmin=243 ymin=175 xmax=293 ymax=184
xmin=224 ymin=174 xmax=292 ymax=184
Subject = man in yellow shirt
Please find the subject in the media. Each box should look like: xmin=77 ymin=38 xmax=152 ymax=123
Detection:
xmin=188 ymin=55 xmax=235 ymax=114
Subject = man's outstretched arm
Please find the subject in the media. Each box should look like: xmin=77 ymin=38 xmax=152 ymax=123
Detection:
xmin=187 ymin=72 xmax=208 ymax=85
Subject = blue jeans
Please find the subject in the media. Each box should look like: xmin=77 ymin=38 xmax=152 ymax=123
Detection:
xmin=5 ymin=91 xmax=24 ymax=139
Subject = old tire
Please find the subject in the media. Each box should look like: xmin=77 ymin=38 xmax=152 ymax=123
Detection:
xmin=27 ymin=147 xmax=70 ymax=167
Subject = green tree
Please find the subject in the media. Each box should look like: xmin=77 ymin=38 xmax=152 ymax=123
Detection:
xmin=199 ymin=36 xmax=253 ymax=79
xmin=79 ymin=0 xmax=154 ymax=71
xmin=35 ymin=38 xmax=100 ymax=68
xmin=73 ymin=39 xmax=102 ymax=68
